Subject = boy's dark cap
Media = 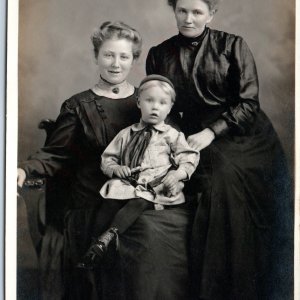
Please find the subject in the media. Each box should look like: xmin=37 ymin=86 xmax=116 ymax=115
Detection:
xmin=139 ymin=74 xmax=175 ymax=90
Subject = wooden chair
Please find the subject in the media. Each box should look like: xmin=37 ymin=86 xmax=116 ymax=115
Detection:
xmin=21 ymin=118 xmax=70 ymax=299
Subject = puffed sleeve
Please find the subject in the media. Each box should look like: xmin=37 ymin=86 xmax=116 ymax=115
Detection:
xmin=18 ymin=99 xmax=80 ymax=178
xmin=146 ymin=47 xmax=158 ymax=75
xmin=209 ymin=37 xmax=260 ymax=136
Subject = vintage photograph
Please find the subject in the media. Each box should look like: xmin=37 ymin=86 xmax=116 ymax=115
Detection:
xmin=11 ymin=0 xmax=296 ymax=299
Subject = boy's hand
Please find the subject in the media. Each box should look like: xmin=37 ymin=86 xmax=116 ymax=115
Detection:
xmin=164 ymin=185 xmax=178 ymax=197
xmin=162 ymin=170 xmax=182 ymax=197
xmin=113 ymin=166 xmax=131 ymax=179
xmin=162 ymin=173 xmax=178 ymax=189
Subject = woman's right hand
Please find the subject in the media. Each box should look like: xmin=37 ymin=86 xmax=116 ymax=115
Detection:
xmin=113 ymin=166 xmax=131 ymax=179
xmin=187 ymin=128 xmax=215 ymax=151
xmin=17 ymin=168 xmax=26 ymax=187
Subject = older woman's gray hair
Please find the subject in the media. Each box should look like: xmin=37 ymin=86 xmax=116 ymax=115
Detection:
xmin=167 ymin=0 xmax=221 ymax=12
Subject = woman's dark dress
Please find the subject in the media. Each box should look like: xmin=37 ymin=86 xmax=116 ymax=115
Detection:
xmin=20 ymin=89 xmax=192 ymax=300
xmin=146 ymin=28 xmax=293 ymax=300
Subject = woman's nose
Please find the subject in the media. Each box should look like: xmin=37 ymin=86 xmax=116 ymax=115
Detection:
xmin=185 ymin=13 xmax=193 ymax=23
xmin=112 ymin=57 xmax=120 ymax=68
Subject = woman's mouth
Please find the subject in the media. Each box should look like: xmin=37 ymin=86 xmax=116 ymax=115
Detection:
xmin=182 ymin=26 xmax=194 ymax=29
xmin=109 ymin=71 xmax=121 ymax=75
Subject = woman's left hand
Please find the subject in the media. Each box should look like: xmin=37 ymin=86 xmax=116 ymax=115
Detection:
xmin=187 ymin=128 xmax=215 ymax=151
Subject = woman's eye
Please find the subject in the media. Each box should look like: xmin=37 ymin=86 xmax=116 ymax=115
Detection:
xmin=194 ymin=10 xmax=203 ymax=15
xmin=177 ymin=8 xmax=185 ymax=14
xmin=121 ymin=55 xmax=129 ymax=60
xmin=104 ymin=53 xmax=112 ymax=57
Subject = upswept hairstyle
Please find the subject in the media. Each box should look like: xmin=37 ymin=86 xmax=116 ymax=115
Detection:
xmin=91 ymin=21 xmax=142 ymax=60
xmin=167 ymin=0 xmax=221 ymax=12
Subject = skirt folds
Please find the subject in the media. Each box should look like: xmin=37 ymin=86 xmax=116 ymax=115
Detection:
xmin=63 ymin=207 xmax=193 ymax=300
xmin=188 ymin=111 xmax=293 ymax=300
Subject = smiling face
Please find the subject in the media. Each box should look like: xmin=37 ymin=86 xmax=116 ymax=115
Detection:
xmin=137 ymin=83 xmax=173 ymax=126
xmin=96 ymin=38 xmax=134 ymax=84
xmin=175 ymin=0 xmax=214 ymax=38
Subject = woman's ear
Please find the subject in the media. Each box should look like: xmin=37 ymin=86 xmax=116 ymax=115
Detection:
xmin=207 ymin=10 xmax=216 ymax=24
xmin=137 ymin=99 xmax=141 ymax=109
xmin=132 ymin=58 xmax=138 ymax=66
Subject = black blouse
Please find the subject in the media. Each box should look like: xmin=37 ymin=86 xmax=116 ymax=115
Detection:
xmin=20 ymin=89 xmax=140 ymax=208
xmin=146 ymin=27 xmax=260 ymax=137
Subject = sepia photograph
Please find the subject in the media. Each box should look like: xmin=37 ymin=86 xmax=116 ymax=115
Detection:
xmin=6 ymin=0 xmax=297 ymax=299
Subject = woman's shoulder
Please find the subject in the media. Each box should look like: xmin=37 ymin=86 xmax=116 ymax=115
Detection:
xmin=207 ymin=28 xmax=251 ymax=56
xmin=208 ymin=28 xmax=245 ymax=46
xmin=65 ymin=90 xmax=94 ymax=105
xmin=61 ymin=89 xmax=97 ymax=110
xmin=149 ymin=35 xmax=178 ymax=52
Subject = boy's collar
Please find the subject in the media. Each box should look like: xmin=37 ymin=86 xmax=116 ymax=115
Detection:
xmin=132 ymin=120 xmax=168 ymax=132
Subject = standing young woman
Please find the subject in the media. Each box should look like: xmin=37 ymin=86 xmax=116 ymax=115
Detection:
xmin=146 ymin=0 xmax=293 ymax=299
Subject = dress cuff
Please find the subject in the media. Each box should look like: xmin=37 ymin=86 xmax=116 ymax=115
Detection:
xmin=208 ymin=118 xmax=229 ymax=137
xmin=18 ymin=162 xmax=32 ymax=177
xmin=18 ymin=160 xmax=46 ymax=179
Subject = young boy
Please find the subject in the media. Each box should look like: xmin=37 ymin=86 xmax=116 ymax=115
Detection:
xmin=78 ymin=75 xmax=199 ymax=269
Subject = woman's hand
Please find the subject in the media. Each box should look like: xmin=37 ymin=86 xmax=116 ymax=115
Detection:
xmin=113 ymin=166 xmax=131 ymax=179
xmin=17 ymin=168 xmax=26 ymax=187
xmin=187 ymin=128 xmax=215 ymax=151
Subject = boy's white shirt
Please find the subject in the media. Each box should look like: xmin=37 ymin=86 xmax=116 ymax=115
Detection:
xmin=100 ymin=120 xmax=200 ymax=205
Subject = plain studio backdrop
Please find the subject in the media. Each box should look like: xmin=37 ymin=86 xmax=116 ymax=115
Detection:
xmin=18 ymin=0 xmax=295 ymax=171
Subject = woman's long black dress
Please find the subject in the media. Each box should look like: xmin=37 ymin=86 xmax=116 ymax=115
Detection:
xmin=146 ymin=28 xmax=293 ymax=300
xmin=20 ymin=89 xmax=193 ymax=300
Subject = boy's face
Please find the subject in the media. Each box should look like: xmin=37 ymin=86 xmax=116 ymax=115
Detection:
xmin=137 ymin=85 xmax=173 ymax=125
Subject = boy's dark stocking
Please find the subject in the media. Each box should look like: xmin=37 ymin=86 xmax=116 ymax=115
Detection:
xmin=91 ymin=199 xmax=126 ymax=238
xmin=77 ymin=198 xmax=152 ymax=269
xmin=110 ymin=197 xmax=152 ymax=234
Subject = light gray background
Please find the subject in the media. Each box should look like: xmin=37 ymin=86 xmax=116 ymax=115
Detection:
xmin=18 ymin=0 xmax=295 ymax=171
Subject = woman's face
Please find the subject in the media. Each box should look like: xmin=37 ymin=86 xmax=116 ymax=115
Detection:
xmin=174 ymin=0 xmax=214 ymax=38
xmin=96 ymin=38 xmax=134 ymax=84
